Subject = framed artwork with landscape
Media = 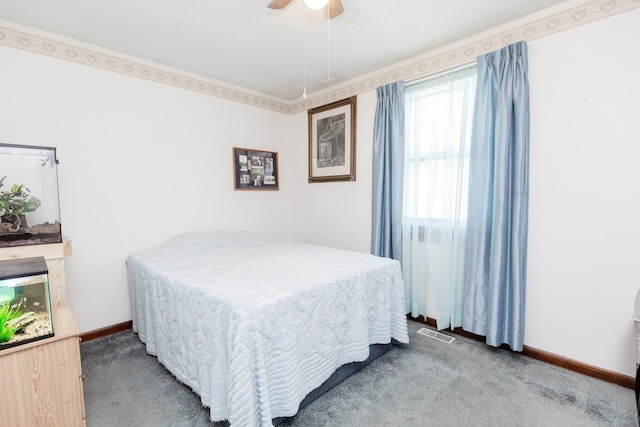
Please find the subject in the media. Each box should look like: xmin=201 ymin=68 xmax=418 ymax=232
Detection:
xmin=308 ymin=96 xmax=357 ymax=183
xmin=233 ymin=147 xmax=279 ymax=191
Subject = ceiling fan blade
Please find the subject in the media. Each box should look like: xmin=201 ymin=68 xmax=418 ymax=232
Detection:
xmin=267 ymin=0 xmax=294 ymax=9
xmin=327 ymin=0 xmax=344 ymax=19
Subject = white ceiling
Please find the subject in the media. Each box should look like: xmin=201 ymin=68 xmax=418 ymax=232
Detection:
xmin=0 ymin=0 xmax=573 ymax=101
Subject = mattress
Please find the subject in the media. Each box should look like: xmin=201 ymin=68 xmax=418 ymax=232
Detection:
xmin=127 ymin=231 xmax=409 ymax=426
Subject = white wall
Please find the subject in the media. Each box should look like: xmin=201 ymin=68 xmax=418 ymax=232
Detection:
xmin=526 ymin=8 xmax=640 ymax=376
xmin=289 ymin=90 xmax=376 ymax=254
xmin=0 ymin=46 xmax=294 ymax=333
xmin=292 ymin=9 xmax=640 ymax=377
xmin=1 ymin=6 xmax=639 ymax=378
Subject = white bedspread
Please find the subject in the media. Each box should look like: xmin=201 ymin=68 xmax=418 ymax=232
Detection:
xmin=127 ymin=231 xmax=409 ymax=426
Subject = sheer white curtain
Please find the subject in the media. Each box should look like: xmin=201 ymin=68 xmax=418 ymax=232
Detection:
xmin=403 ymin=65 xmax=477 ymax=330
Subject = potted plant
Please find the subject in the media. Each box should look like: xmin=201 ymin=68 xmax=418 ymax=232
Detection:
xmin=0 ymin=176 xmax=41 ymax=232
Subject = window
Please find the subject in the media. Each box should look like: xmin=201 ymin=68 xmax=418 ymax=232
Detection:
xmin=404 ymin=65 xmax=477 ymax=225
xmin=402 ymin=64 xmax=477 ymax=327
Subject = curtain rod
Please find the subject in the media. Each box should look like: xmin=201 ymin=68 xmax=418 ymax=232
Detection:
xmin=405 ymin=60 xmax=477 ymax=87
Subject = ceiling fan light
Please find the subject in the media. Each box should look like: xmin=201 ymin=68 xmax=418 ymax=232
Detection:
xmin=304 ymin=0 xmax=329 ymax=10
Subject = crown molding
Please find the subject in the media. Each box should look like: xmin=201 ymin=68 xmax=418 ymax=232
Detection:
xmin=0 ymin=25 xmax=292 ymax=114
xmin=1 ymin=0 xmax=637 ymax=115
xmin=291 ymin=0 xmax=639 ymax=113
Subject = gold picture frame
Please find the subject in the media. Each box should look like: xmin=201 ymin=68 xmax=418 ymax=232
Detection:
xmin=232 ymin=147 xmax=279 ymax=191
xmin=308 ymin=96 xmax=357 ymax=183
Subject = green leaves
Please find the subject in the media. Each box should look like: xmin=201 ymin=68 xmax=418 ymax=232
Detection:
xmin=0 ymin=176 xmax=41 ymax=216
xmin=0 ymin=301 xmax=22 ymax=343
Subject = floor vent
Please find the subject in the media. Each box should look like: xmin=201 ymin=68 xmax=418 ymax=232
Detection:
xmin=417 ymin=327 xmax=456 ymax=344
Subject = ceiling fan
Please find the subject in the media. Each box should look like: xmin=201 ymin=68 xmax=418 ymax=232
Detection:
xmin=268 ymin=0 xmax=345 ymax=19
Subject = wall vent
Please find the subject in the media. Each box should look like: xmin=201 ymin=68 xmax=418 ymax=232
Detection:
xmin=417 ymin=327 xmax=456 ymax=344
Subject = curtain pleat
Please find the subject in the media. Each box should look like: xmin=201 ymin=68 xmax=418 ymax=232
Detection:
xmin=371 ymin=81 xmax=405 ymax=261
xmin=463 ymin=41 xmax=530 ymax=351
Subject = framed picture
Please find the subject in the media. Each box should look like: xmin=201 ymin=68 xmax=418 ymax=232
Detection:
xmin=233 ymin=147 xmax=279 ymax=191
xmin=308 ymin=96 xmax=357 ymax=183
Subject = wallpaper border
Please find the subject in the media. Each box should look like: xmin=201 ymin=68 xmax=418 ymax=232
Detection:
xmin=0 ymin=0 xmax=638 ymax=115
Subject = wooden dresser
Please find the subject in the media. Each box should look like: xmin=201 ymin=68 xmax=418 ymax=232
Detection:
xmin=0 ymin=239 xmax=86 ymax=427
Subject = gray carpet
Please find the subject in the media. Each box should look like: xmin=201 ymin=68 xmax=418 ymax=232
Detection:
xmin=80 ymin=320 xmax=637 ymax=426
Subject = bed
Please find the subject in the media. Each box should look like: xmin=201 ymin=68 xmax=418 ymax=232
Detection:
xmin=127 ymin=231 xmax=409 ymax=426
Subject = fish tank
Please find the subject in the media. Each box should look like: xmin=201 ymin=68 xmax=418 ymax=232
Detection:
xmin=0 ymin=143 xmax=62 ymax=248
xmin=0 ymin=256 xmax=53 ymax=350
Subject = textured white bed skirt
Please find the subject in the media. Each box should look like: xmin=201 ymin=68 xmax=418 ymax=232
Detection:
xmin=127 ymin=231 xmax=409 ymax=427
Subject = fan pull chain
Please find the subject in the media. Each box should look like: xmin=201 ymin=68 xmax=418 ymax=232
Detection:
xmin=326 ymin=4 xmax=333 ymax=82
xmin=302 ymin=4 xmax=308 ymax=99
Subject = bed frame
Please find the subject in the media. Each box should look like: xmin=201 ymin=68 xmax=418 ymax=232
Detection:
xmin=272 ymin=342 xmax=392 ymax=425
